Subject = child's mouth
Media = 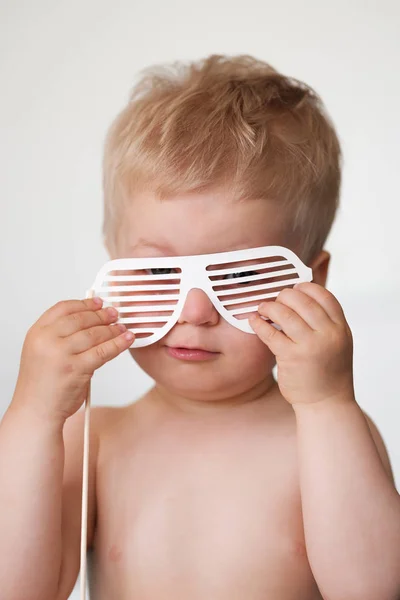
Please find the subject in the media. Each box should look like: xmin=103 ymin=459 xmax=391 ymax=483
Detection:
xmin=165 ymin=346 xmax=219 ymax=361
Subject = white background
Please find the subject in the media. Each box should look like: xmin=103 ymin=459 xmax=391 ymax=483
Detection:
xmin=1 ymin=1 xmax=399 ymax=598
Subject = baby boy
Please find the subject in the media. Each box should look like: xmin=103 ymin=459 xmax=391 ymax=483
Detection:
xmin=1 ymin=54 xmax=400 ymax=600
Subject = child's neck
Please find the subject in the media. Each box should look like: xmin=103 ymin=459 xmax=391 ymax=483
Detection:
xmin=149 ymin=374 xmax=280 ymax=417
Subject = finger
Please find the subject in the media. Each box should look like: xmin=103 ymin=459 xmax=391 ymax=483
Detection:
xmin=293 ymin=283 xmax=346 ymax=324
xmin=249 ymin=313 xmax=291 ymax=355
xmin=79 ymin=330 xmax=135 ymax=373
xmin=38 ymin=297 xmax=104 ymax=327
xmin=276 ymin=287 xmax=331 ymax=331
xmin=53 ymin=306 xmax=119 ymax=338
xmin=257 ymin=300 xmax=311 ymax=343
xmin=66 ymin=322 xmax=127 ymax=354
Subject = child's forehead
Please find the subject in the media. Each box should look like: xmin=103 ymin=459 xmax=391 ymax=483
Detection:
xmin=128 ymin=237 xmax=265 ymax=258
xmin=117 ymin=190 xmax=289 ymax=257
xmin=125 ymin=187 xmax=283 ymax=220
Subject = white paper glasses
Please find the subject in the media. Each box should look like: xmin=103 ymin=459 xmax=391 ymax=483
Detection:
xmin=87 ymin=245 xmax=313 ymax=347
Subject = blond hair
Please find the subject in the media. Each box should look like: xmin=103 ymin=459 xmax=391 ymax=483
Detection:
xmin=102 ymin=54 xmax=341 ymax=263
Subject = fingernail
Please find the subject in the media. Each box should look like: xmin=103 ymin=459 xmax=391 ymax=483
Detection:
xmin=124 ymin=331 xmax=134 ymax=341
xmin=117 ymin=323 xmax=127 ymax=332
xmin=107 ymin=307 xmax=118 ymax=317
xmin=93 ymin=297 xmax=103 ymax=305
xmin=249 ymin=316 xmax=257 ymax=329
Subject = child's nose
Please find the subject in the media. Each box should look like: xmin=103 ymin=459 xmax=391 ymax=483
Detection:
xmin=177 ymin=288 xmax=219 ymax=327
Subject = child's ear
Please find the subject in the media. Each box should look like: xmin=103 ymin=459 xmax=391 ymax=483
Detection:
xmin=309 ymin=250 xmax=330 ymax=287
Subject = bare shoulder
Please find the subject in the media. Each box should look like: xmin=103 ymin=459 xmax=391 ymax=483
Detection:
xmin=90 ymin=402 xmax=137 ymax=440
xmin=362 ymin=410 xmax=396 ymax=486
xmin=62 ymin=405 xmax=117 ymax=457
xmin=62 ymin=402 xmax=133 ymax=478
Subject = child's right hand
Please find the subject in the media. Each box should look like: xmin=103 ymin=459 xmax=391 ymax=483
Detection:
xmin=11 ymin=297 xmax=134 ymax=424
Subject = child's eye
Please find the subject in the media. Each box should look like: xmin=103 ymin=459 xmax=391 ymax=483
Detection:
xmin=147 ymin=268 xmax=177 ymax=275
xmin=224 ymin=271 xmax=258 ymax=284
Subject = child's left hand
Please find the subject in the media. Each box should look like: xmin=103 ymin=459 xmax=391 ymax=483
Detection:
xmin=249 ymin=282 xmax=355 ymax=406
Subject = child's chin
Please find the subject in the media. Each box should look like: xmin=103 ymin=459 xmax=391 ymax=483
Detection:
xmin=158 ymin=365 xmax=270 ymax=400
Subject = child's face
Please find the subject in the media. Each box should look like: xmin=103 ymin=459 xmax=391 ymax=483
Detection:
xmin=108 ymin=188 xmax=296 ymax=402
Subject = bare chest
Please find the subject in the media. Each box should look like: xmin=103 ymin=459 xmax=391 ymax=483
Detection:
xmin=89 ymin=416 xmax=322 ymax=599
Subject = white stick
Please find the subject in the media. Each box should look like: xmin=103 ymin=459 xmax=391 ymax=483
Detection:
xmin=80 ymin=383 xmax=91 ymax=600
xmin=80 ymin=288 xmax=94 ymax=600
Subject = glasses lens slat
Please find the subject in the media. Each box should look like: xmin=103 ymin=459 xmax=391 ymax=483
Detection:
xmin=93 ymin=267 xmax=182 ymax=344
xmin=207 ymin=255 xmax=301 ymax=322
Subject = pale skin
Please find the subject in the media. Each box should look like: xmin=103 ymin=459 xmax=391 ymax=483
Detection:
xmin=0 ymin=188 xmax=399 ymax=600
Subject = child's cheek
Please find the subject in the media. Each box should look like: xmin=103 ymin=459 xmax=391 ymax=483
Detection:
xmin=224 ymin=329 xmax=277 ymax=375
